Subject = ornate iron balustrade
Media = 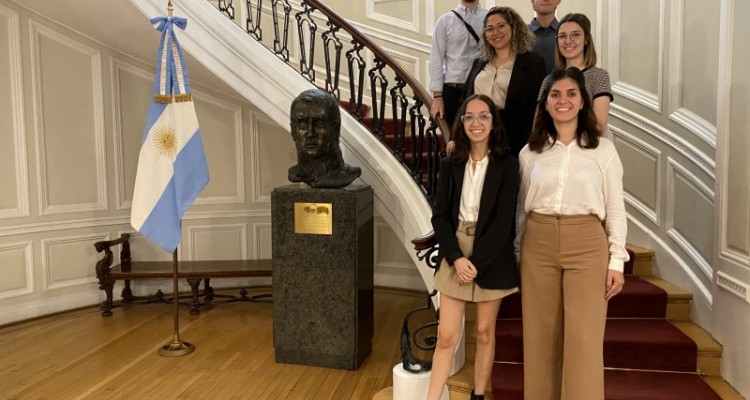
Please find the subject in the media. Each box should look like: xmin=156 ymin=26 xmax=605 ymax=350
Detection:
xmin=209 ymin=0 xmax=450 ymax=202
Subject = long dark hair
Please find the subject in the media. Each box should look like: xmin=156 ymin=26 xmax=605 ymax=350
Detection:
xmin=528 ymin=67 xmax=600 ymax=152
xmin=449 ymin=94 xmax=510 ymax=164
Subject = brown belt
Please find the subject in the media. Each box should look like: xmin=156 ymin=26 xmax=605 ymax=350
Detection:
xmin=457 ymin=220 xmax=477 ymax=236
xmin=444 ymin=82 xmax=465 ymax=89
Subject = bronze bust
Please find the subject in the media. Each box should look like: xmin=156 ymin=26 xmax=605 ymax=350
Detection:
xmin=288 ymin=89 xmax=361 ymax=188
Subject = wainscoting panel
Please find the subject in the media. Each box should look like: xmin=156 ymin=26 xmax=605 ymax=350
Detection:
xmin=252 ymin=222 xmax=272 ymax=259
xmin=0 ymin=5 xmax=29 ymax=219
xmin=666 ymin=0 xmax=719 ymax=148
xmin=30 ymin=21 xmax=107 ymax=215
xmin=42 ymin=233 xmax=109 ymax=290
xmin=367 ymin=0 xmax=419 ymax=33
xmin=254 ymin=113 xmax=295 ymax=203
xmin=0 ymin=241 xmax=33 ymax=300
xmin=186 ymin=223 xmax=248 ymax=260
xmin=612 ymin=126 xmax=661 ymax=225
xmin=608 ymin=0 xmax=665 ymax=111
xmin=191 ymin=89 xmax=245 ymax=205
xmin=666 ymin=158 xmax=714 ymax=280
xmin=111 ymin=58 xmax=153 ymax=210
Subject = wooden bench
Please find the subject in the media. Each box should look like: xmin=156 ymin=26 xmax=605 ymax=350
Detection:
xmin=94 ymin=233 xmax=272 ymax=316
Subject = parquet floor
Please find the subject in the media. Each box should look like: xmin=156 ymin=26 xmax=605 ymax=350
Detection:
xmin=0 ymin=288 xmax=430 ymax=400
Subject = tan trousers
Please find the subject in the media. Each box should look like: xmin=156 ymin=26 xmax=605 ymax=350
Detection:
xmin=520 ymin=213 xmax=609 ymax=400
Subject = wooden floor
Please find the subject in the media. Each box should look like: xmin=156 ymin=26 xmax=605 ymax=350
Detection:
xmin=0 ymin=288 xmax=430 ymax=400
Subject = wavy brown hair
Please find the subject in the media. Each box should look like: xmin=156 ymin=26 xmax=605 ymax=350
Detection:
xmin=449 ymin=94 xmax=510 ymax=164
xmin=555 ymin=13 xmax=598 ymax=70
xmin=528 ymin=68 xmax=601 ymax=152
xmin=479 ymin=6 xmax=535 ymax=60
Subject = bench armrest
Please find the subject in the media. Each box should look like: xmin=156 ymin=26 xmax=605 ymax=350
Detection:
xmin=93 ymin=233 xmax=131 ymax=287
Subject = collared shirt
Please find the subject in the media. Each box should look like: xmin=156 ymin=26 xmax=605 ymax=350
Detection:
xmin=515 ymin=137 xmax=629 ymax=271
xmin=459 ymin=153 xmax=489 ymax=222
xmin=474 ymin=58 xmax=515 ymax=109
xmin=429 ymin=4 xmax=488 ymax=92
xmin=529 ymin=17 xmax=560 ymax=73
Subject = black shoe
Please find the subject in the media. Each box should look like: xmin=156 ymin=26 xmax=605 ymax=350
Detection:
xmin=470 ymin=389 xmax=485 ymax=400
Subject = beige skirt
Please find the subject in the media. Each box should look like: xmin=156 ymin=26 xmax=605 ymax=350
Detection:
xmin=433 ymin=221 xmax=518 ymax=302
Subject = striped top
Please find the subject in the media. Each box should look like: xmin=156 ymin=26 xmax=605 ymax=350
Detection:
xmin=537 ymin=66 xmax=614 ymax=102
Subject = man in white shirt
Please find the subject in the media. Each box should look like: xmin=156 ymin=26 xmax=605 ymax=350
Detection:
xmin=429 ymin=0 xmax=487 ymax=128
xmin=528 ymin=0 xmax=561 ymax=73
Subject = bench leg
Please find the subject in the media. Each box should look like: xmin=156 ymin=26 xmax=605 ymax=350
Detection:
xmin=204 ymin=278 xmax=213 ymax=301
xmin=187 ymin=278 xmax=201 ymax=315
xmin=121 ymin=279 xmax=134 ymax=303
xmin=101 ymin=278 xmax=115 ymax=316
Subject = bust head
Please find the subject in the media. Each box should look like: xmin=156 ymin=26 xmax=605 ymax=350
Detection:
xmin=288 ymin=89 xmax=361 ymax=188
xmin=290 ymin=89 xmax=340 ymax=159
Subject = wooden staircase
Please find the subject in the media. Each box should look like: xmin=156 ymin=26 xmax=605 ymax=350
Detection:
xmin=450 ymin=244 xmax=744 ymax=400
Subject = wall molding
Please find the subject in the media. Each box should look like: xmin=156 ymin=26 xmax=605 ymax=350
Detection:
xmin=366 ymin=0 xmax=419 ymax=34
xmin=608 ymin=0 xmax=666 ymax=112
xmin=0 ymin=5 xmax=30 ymax=220
xmin=190 ymin=88 xmax=246 ymax=206
xmin=186 ymin=223 xmax=248 ymax=260
xmin=41 ymin=233 xmax=109 ymax=290
xmin=611 ymin=126 xmax=661 ymax=225
xmin=0 ymin=209 xmax=270 ymax=238
xmin=716 ymin=271 xmax=750 ymax=304
xmin=665 ymin=157 xmax=714 ymax=280
xmin=110 ymin=58 xmax=151 ymax=210
xmin=0 ymin=241 xmax=34 ymax=301
xmin=666 ymin=0 xmax=718 ymax=148
xmin=250 ymin=112 xmax=269 ymax=203
xmin=29 ymin=21 xmax=109 ymax=216
xmin=252 ymin=222 xmax=272 ymax=259
xmin=610 ymin=104 xmax=715 ymax=179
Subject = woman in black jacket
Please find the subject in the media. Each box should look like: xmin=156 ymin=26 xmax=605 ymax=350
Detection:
xmin=427 ymin=94 xmax=520 ymax=400
xmin=463 ymin=6 xmax=547 ymax=155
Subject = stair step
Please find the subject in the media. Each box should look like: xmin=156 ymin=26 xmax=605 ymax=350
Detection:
xmin=493 ymin=319 xmax=699 ymax=372
xmin=627 ymin=244 xmax=655 ymax=276
xmin=494 ymin=276 xmax=669 ymax=320
xmin=490 ymin=363 xmax=723 ymax=400
xmin=672 ymin=321 xmax=723 ymax=376
xmin=640 ymin=275 xmax=693 ymax=321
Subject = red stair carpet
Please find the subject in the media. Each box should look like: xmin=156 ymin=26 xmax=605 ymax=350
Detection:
xmin=491 ymin=251 xmax=722 ymax=399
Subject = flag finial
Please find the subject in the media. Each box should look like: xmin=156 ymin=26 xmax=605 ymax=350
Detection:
xmin=168 ymin=0 xmax=173 ymax=17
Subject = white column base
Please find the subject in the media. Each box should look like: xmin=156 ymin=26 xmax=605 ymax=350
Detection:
xmin=392 ymin=364 xmax=449 ymax=400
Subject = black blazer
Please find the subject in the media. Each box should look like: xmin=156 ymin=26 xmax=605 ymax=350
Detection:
xmin=431 ymin=155 xmax=520 ymax=290
xmin=462 ymin=52 xmax=547 ymax=155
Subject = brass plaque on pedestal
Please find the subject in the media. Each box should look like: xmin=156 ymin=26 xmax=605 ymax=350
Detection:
xmin=294 ymin=202 xmax=333 ymax=235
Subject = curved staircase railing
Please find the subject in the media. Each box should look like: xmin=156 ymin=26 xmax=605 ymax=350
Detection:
xmin=211 ymin=0 xmax=450 ymax=202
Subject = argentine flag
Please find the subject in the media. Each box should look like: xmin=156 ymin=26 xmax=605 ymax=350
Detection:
xmin=130 ymin=15 xmax=209 ymax=253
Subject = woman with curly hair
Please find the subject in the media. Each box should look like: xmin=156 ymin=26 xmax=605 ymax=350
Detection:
xmin=462 ymin=6 xmax=547 ymax=155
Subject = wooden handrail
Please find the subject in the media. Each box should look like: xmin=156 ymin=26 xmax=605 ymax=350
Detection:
xmin=305 ymin=0 xmax=452 ymax=140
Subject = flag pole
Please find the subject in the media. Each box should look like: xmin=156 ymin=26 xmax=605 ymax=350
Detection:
xmin=158 ymin=247 xmax=194 ymax=356
xmin=157 ymin=0 xmax=194 ymax=357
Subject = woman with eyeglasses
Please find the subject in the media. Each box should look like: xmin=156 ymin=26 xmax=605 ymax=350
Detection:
xmin=540 ymin=13 xmax=613 ymax=134
xmin=516 ymin=67 xmax=628 ymax=400
xmin=461 ymin=6 xmax=547 ymax=155
xmin=428 ymin=94 xmax=520 ymax=400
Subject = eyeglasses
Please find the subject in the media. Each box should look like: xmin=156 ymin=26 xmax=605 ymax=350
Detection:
xmin=556 ymin=31 xmax=583 ymax=42
xmin=483 ymin=23 xmax=509 ymax=34
xmin=460 ymin=113 xmax=492 ymax=123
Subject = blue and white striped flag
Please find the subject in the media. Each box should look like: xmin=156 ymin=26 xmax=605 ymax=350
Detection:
xmin=130 ymin=15 xmax=209 ymax=253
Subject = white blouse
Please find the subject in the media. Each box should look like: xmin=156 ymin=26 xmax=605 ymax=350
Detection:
xmin=474 ymin=59 xmax=514 ymax=109
xmin=515 ymin=137 xmax=629 ymax=271
xmin=459 ymin=154 xmax=489 ymax=222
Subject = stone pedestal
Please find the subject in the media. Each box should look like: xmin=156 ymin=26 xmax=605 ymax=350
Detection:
xmin=271 ymin=183 xmax=373 ymax=370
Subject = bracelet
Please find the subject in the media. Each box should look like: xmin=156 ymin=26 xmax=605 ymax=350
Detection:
xmin=433 ymin=95 xmax=443 ymax=99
